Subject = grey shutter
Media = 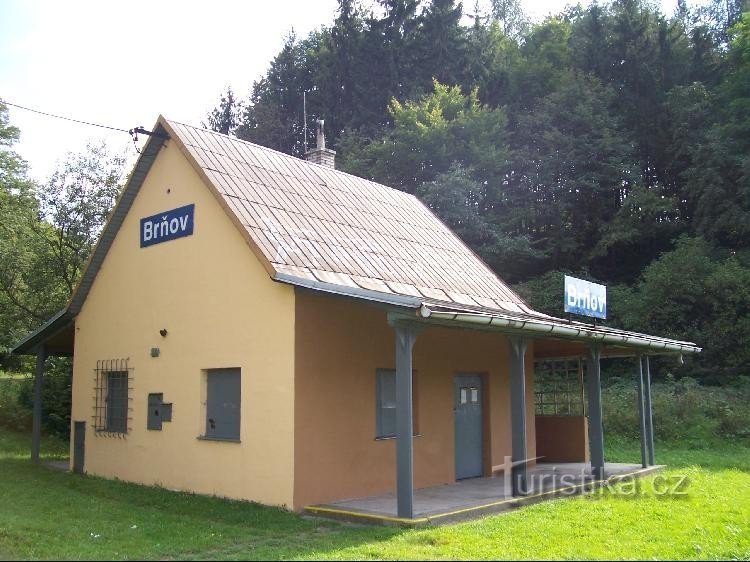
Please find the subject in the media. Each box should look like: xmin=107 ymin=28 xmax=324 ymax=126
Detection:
xmin=147 ymin=393 xmax=162 ymax=430
xmin=206 ymin=369 xmax=241 ymax=440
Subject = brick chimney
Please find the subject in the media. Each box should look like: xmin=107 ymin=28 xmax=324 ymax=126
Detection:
xmin=305 ymin=119 xmax=336 ymax=168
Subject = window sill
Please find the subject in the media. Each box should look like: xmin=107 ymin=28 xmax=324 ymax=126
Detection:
xmin=375 ymin=434 xmax=422 ymax=442
xmin=197 ymin=435 xmax=241 ymax=443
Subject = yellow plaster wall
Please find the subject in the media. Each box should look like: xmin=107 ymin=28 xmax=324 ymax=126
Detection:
xmin=293 ymin=291 xmax=537 ymax=509
xmin=70 ymin=139 xmax=296 ymax=507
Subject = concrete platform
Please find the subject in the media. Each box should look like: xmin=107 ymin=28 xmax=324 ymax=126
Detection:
xmin=305 ymin=462 xmax=663 ymax=526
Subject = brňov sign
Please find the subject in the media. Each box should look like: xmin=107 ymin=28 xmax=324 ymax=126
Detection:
xmin=140 ymin=204 xmax=194 ymax=248
xmin=564 ymin=275 xmax=607 ymax=320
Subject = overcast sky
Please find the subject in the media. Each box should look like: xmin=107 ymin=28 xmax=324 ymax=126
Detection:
xmin=1 ymin=0 xmax=679 ymax=182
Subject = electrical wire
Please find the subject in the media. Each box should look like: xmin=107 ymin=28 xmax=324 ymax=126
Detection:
xmin=0 ymin=99 xmax=130 ymax=133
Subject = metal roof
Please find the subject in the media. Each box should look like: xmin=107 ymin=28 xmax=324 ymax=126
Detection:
xmin=162 ymin=119 xmax=699 ymax=355
xmin=165 ymin=119 xmax=538 ymax=315
xmin=12 ymin=116 xmax=701 ymax=356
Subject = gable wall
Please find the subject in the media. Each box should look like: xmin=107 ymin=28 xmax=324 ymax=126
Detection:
xmin=70 ymin=139 xmax=296 ymax=507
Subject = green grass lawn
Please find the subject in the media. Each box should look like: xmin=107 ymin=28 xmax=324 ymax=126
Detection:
xmin=0 ymin=430 xmax=748 ymax=560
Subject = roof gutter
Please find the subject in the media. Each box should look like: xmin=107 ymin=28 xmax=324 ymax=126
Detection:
xmin=419 ymin=307 xmax=701 ymax=354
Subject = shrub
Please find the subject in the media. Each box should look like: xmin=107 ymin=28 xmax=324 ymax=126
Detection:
xmin=602 ymin=375 xmax=750 ymax=444
xmin=0 ymin=358 xmax=72 ymax=439
xmin=0 ymin=375 xmax=32 ymax=431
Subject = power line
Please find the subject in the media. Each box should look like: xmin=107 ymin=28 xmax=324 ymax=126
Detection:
xmin=0 ymin=99 xmax=130 ymax=133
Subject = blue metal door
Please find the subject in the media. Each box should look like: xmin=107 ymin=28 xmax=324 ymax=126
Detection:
xmin=454 ymin=374 xmax=483 ymax=480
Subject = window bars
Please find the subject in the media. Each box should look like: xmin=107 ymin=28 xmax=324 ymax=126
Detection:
xmin=534 ymin=358 xmax=586 ymax=416
xmin=93 ymin=358 xmax=133 ymax=435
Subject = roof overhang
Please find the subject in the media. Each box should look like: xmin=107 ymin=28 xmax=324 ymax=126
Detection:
xmin=11 ymin=309 xmax=75 ymax=355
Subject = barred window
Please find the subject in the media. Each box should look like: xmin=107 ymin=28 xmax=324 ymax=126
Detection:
xmin=534 ymin=359 xmax=585 ymax=416
xmin=94 ymin=359 xmax=132 ymax=434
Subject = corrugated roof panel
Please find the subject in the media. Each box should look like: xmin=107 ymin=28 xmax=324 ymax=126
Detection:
xmin=274 ymin=264 xmax=317 ymax=281
xmin=446 ymin=292 xmax=481 ymax=307
xmin=225 ymin=196 xmax=257 ymax=228
xmin=350 ymin=275 xmax=395 ymax=294
xmin=216 ymin=146 xmax=250 ymax=182
xmin=333 ymin=238 xmax=371 ymax=277
xmin=386 ymin=281 xmax=423 ymax=298
xmin=471 ymin=295 xmax=500 ymax=310
xmin=494 ymin=299 xmax=524 ymax=313
xmin=312 ymin=270 xmax=361 ymax=288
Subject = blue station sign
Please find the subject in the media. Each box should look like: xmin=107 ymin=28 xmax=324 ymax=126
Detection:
xmin=564 ymin=275 xmax=607 ymax=320
xmin=140 ymin=204 xmax=195 ymax=248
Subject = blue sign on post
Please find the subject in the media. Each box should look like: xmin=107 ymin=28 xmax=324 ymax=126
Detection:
xmin=140 ymin=204 xmax=195 ymax=248
xmin=564 ymin=275 xmax=607 ymax=320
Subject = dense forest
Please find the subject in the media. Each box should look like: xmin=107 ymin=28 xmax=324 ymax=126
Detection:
xmin=206 ymin=0 xmax=750 ymax=381
xmin=1 ymin=0 xmax=748 ymax=388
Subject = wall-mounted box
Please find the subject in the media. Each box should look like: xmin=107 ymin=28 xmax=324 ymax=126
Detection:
xmin=147 ymin=393 xmax=172 ymax=430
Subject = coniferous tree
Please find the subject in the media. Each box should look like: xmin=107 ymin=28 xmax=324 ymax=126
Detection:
xmin=415 ymin=0 xmax=467 ymax=88
xmin=330 ymin=0 xmax=365 ymax=130
xmin=204 ymin=87 xmax=241 ymax=135
xmin=373 ymin=0 xmax=422 ymax=102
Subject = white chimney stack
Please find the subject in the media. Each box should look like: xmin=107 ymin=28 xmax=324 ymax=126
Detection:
xmin=305 ymin=119 xmax=336 ymax=168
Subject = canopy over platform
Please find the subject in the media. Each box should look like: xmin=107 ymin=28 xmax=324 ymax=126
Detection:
xmin=273 ymin=273 xmax=701 ymax=357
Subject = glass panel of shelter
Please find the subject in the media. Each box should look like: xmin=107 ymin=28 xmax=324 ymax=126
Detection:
xmin=533 ymin=358 xmax=586 ymax=416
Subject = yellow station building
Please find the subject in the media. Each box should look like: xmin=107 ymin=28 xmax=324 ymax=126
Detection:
xmin=14 ymin=117 xmax=700 ymax=522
